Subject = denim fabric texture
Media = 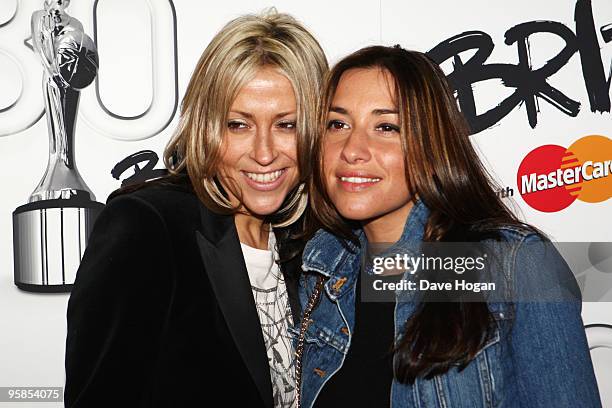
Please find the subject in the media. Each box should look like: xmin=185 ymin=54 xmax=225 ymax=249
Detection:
xmin=293 ymin=200 xmax=601 ymax=408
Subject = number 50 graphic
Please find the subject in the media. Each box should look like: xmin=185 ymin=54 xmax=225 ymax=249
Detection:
xmin=0 ymin=0 xmax=178 ymax=141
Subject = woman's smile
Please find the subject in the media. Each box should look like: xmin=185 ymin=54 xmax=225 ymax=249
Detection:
xmin=242 ymin=168 xmax=289 ymax=191
xmin=336 ymin=171 xmax=382 ymax=191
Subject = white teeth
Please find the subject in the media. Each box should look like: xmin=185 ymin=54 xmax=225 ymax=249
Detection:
xmin=245 ymin=170 xmax=284 ymax=183
xmin=340 ymin=176 xmax=381 ymax=184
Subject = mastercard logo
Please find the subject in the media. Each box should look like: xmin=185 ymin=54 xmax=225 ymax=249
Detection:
xmin=517 ymin=135 xmax=611 ymax=212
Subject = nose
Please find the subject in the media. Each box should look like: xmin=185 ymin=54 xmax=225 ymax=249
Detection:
xmin=251 ymin=127 xmax=278 ymax=166
xmin=340 ymin=127 xmax=371 ymax=164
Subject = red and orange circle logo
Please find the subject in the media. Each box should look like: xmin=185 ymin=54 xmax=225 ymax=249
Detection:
xmin=517 ymin=135 xmax=611 ymax=212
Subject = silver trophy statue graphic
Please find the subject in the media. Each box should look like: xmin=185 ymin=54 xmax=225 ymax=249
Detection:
xmin=12 ymin=0 xmax=104 ymax=292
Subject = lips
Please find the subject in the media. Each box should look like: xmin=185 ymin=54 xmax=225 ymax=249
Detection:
xmin=336 ymin=171 xmax=382 ymax=192
xmin=241 ymin=168 xmax=288 ymax=191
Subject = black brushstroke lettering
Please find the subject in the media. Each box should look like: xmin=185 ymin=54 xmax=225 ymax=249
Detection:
xmin=111 ymin=150 xmax=167 ymax=186
xmin=505 ymin=21 xmax=580 ymax=128
xmin=427 ymin=31 xmax=520 ymax=133
xmin=575 ymin=0 xmax=611 ymax=112
xmin=601 ymin=24 xmax=612 ymax=43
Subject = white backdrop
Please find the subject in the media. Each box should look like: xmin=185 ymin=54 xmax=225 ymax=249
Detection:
xmin=0 ymin=0 xmax=610 ymax=406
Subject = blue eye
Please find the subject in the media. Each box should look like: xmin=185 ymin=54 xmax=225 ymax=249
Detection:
xmin=327 ymin=120 xmax=348 ymax=131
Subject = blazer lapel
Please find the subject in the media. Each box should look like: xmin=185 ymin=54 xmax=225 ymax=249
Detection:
xmin=194 ymin=202 xmax=273 ymax=408
xmin=277 ymin=247 xmax=302 ymax=325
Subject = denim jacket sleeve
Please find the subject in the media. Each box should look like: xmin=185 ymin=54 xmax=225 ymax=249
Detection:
xmin=509 ymin=233 xmax=602 ymax=407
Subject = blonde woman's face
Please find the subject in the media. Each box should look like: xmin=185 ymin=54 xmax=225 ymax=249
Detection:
xmin=218 ymin=66 xmax=300 ymax=217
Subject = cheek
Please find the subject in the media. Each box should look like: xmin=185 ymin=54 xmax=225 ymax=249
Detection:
xmin=278 ymin=134 xmax=298 ymax=156
xmin=218 ymin=139 xmax=244 ymax=170
xmin=322 ymin=142 xmax=339 ymax=180
xmin=381 ymin=150 xmax=407 ymax=187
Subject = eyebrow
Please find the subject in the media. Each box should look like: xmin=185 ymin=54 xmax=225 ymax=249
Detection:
xmin=330 ymin=106 xmax=348 ymax=114
xmin=329 ymin=106 xmax=399 ymax=115
xmin=228 ymin=110 xmax=296 ymax=120
xmin=372 ymin=108 xmax=399 ymax=115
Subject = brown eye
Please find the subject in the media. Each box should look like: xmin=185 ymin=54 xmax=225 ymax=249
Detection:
xmin=227 ymin=120 xmax=248 ymax=130
xmin=327 ymin=120 xmax=348 ymax=131
xmin=376 ymin=123 xmax=400 ymax=133
xmin=277 ymin=121 xmax=297 ymax=130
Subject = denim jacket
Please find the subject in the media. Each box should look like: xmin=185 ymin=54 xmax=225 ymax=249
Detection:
xmin=293 ymin=201 xmax=601 ymax=408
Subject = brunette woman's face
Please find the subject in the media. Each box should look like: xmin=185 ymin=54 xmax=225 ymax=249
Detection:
xmin=323 ymin=67 xmax=411 ymax=228
xmin=218 ymin=66 xmax=299 ymax=217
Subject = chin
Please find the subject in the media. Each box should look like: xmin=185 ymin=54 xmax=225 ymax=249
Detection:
xmin=335 ymin=202 xmax=377 ymax=222
xmin=243 ymin=199 xmax=286 ymax=218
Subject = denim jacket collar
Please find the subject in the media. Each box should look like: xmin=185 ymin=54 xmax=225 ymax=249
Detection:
xmin=302 ymin=200 xmax=430 ymax=300
xmin=301 ymin=228 xmax=362 ymax=300
xmin=382 ymin=198 xmax=429 ymax=260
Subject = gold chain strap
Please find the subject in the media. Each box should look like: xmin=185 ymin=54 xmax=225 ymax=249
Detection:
xmin=294 ymin=275 xmax=325 ymax=408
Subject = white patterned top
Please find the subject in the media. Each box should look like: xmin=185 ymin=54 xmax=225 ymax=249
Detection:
xmin=241 ymin=232 xmax=296 ymax=408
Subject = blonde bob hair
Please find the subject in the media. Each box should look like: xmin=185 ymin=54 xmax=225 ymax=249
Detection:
xmin=163 ymin=9 xmax=328 ymax=227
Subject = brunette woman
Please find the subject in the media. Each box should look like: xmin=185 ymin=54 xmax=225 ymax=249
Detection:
xmin=294 ymin=46 xmax=601 ymax=408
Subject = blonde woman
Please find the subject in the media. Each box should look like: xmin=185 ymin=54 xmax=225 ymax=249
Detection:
xmin=64 ymin=10 xmax=327 ymax=408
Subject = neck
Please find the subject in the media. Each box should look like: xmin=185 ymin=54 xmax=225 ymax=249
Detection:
xmin=363 ymin=201 xmax=414 ymax=243
xmin=234 ymin=212 xmax=270 ymax=249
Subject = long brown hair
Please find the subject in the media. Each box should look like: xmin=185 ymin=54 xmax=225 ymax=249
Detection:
xmin=310 ymin=46 xmax=535 ymax=382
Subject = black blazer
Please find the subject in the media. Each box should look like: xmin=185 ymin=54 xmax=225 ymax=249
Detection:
xmin=64 ymin=180 xmax=302 ymax=407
